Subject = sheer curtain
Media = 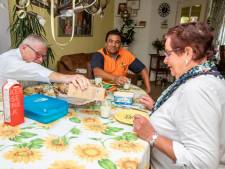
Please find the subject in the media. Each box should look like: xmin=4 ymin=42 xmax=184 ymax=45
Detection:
xmin=209 ymin=0 xmax=225 ymax=61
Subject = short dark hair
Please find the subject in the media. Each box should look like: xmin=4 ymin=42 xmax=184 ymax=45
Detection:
xmin=105 ymin=29 xmax=122 ymax=42
xmin=164 ymin=22 xmax=215 ymax=60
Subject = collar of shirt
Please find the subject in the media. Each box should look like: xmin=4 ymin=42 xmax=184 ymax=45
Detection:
xmin=17 ymin=48 xmax=23 ymax=61
xmin=103 ymin=48 xmax=121 ymax=60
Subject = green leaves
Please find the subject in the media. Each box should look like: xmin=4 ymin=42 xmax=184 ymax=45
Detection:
xmin=69 ymin=117 xmax=81 ymax=123
xmin=98 ymin=159 xmax=117 ymax=169
xmin=10 ymin=132 xmax=37 ymax=143
xmin=114 ymin=132 xmax=137 ymax=141
xmin=16 ymin=138 xmax=44 ymax=149
xmin=52 ymin=136 xmax=69 ymax=145
xmin=102 ymin=127 xmax=123 ymax=136
xmin=9 ymin=6 xmax=55 ymax=67
xmin=70 ymin=127 xmax=80 ymax=135
xmin=20 ymin=132 xmax=37 ymax=138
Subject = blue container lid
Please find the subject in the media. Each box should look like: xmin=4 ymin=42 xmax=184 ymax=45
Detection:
xmin=24 ymin=94 xmax=68 ymax=120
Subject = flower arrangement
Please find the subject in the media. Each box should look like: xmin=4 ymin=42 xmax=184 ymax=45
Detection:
xmin=120 ymin=20 xmax=135 ymax=45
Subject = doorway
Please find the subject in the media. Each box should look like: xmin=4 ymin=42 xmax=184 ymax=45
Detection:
xmin=176 ymin=0 xmax=209 ymax=24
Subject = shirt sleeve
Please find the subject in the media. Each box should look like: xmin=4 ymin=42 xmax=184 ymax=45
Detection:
xmin=2 ymin=60 xmax=53 ymax=83
xmin=172 ymin=83 xmax=220 ymax=169
xmin=91 ymin=52 xmax=104 ymax=69
xmin=128 ymin=58 xmax=145 ymax=73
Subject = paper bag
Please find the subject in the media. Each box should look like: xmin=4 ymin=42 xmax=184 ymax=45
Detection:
xmin=67 ymin=84 xmax=105 ymax=101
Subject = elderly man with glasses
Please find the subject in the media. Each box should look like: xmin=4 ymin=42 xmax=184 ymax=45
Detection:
xmin=0 ymin=34 xmax=90 ymax=91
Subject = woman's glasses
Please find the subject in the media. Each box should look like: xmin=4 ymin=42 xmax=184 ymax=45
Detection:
xmin=164 ymin=48 xmax=182 ymax=57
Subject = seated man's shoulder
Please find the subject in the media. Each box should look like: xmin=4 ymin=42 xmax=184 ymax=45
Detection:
xmin=119 ymin=48 xmax=135 ymax=57
xmin=92 ymin=51 xmax=103 ymax=58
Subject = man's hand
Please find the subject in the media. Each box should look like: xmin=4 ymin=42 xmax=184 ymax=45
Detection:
xmin=64 ymin=74 xmax=90 ymax=90
xmin=114 ymin=76 xmax=128 ymax=86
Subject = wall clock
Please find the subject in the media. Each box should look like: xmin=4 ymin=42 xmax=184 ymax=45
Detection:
xmin=158 ymin=2 xmax=170 ymax=17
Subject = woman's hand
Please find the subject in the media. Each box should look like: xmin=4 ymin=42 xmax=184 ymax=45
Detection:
xmin=139 ymin=95 xmax=155 ymax=110
xmin=133 ymin=114 xmax=155 ymax=141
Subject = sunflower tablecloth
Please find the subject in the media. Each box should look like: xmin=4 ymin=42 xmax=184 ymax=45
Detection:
xmin=0 ymin=86 xmax=150 ymax=169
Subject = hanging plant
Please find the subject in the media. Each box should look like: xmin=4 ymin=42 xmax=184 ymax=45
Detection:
xmin=9 ymin=5 xmax=55 ymax=67
xmin=120 ymin=19 xmax=135 ymax=45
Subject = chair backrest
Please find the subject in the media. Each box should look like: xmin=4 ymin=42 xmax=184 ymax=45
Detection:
xmin=57 ymin=52 xmax=94 ymax=79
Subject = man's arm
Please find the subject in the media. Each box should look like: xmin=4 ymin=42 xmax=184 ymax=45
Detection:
xmin=93 ymin=67 xmax=116 ymax=81
xmin=91 ymin=52 xmax=128 ymax=85
xmin=49 ymin=72 xmax=90 ymax=90
xmin=93 ymin=68 xmax=128 ymax=85
xmin=129 ymin=59 xmax=151 ymax=94
xmin=139 ymin=68 xmax=151 ymax=94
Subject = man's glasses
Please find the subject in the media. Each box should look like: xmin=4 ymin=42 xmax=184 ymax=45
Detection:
xmin=164 ymin=48 xmax=182 ymax=58
xmin=26 ymin=45 xmax=47 ymax=59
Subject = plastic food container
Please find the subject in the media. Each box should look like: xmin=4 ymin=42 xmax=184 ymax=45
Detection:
xmin=24 ymin=94 xmax=68 ymax=124
xmin=114 ymin=91 xmax=134 ymax=105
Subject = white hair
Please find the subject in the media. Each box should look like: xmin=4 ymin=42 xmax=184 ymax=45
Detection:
xmin=20 ymin=34 xmax=47 ymax=48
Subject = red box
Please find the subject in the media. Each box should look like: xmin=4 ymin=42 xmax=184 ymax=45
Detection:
xmin=2 ymin=80 xmax=24 ymax=126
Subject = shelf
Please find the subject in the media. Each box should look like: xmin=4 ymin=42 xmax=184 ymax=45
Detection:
xmin=134 ymin=25 xmax=145 ymax=28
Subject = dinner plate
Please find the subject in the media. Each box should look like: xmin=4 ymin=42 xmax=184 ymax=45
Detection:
xmin=114 ymin=109 xmax=149 ymax=125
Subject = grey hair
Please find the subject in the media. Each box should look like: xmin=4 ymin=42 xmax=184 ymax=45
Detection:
xmin=20 ymin=34 xmax=47 ymax=47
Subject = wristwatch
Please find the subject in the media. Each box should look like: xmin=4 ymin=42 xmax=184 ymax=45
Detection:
xmin=149 ymin=131 xmax=159 ymax=147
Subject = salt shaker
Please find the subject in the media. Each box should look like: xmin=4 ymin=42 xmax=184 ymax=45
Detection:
xmin=100 ymin=100 xmax=111 ymax=118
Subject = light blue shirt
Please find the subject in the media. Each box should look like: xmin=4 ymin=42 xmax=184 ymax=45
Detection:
xmin=0 ymin=48 xmax=53 ymax=90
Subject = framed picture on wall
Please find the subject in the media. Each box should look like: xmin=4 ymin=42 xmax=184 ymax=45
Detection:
xmin=127 ymin=0 xmax=140 ymax=10
xmin=58 ymin=10 xmax=93 ymax=37
xmin=117 ymin=3 xmax=127 ymax=16
xmin=127 ymin=8 xmax=138 ymax=17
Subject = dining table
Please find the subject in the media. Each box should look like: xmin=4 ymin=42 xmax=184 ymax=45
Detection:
xmin=0 ymin=83 xmax=150 ymax=169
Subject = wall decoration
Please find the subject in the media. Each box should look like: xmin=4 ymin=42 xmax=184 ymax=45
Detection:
xmin=127 ymin=8 xmax=138 ymax=17
xmin=139 ymin=21 xmax=146 ymax=27
xmin=58 ymin=11 xmax=93 ymax=37
xmin=117 ymin=3 xmax=127 ymax=16
xmin=161 ymin=19 xmax=168 ymax=29
xmin=127 ymin=0 xmax=140 ymax=10
xmin=158 ymin=2 xmax=170 ymax=17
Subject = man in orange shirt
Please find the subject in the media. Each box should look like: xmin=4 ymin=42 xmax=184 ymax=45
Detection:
xmin=91 ymin=29 xmax=151 ymax=94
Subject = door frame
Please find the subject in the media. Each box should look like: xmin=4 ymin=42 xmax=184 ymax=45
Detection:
xmin=175 ymin=0 xmax=209 ymax=24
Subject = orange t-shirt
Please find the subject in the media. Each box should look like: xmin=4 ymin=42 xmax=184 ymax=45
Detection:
xmin=98 ymin=48 xmax=135 ymax=76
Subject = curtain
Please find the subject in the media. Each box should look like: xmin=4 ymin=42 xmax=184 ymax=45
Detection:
xmin=209 ymin=0 xmax=225 ymax=44
xmin=209 ymin=0 xmax=225 ymax=61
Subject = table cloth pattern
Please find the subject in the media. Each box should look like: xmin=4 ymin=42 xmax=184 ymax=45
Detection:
xmin=0 ymin=85 xmax=150 ymax=169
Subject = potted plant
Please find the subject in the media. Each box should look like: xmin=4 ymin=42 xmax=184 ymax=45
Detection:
xmin=120 ymin=19 xmax=135 ymax=46
xmin=152 ymin=38 xmax=164 ymax=54
xmin=9 ymin=5 xmax=55 ymax=67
